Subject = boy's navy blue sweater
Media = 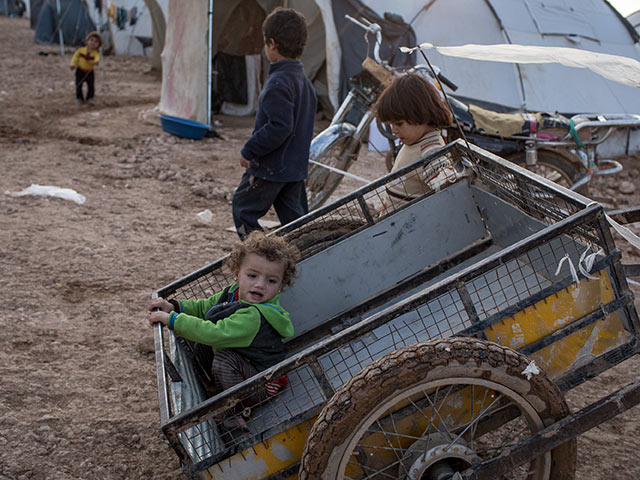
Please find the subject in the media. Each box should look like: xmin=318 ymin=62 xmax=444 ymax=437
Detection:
xmin=241 ymin=59 xmax=317 ymax=182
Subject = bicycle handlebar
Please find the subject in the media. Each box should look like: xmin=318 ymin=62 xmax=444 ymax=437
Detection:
xmin=345 ymin=14 xmax=382 ymax=64
xmin=436 ymin=72 xmax=458 ymax=91
xmin=344 ymin=14 xmax=458 ymax=91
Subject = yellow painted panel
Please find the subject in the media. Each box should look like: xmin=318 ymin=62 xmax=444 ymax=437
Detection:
xmin=485 ymin=270 xmax=627 ymax=379
xmin=204 ymin=419 xmax=315 ymax=480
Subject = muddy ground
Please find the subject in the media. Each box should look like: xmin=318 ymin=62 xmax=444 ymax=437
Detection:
xmin=1 ymin=15 xmax=640 ymax=480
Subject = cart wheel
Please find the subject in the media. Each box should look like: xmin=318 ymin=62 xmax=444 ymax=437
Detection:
xmin=299 ymin=337 xmax=576 ymax=480
xmin=508 ymin=150 xmax=588 ymax=195
xmin=306 ymin=136 xmax=361 ymax=211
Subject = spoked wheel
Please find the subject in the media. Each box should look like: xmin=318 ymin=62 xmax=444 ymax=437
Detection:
xmin=306 ymin=136 xmax=361 ymax=211
xmin=299 ymin=337 xmax=576 ymax=480
xmin=509 ymin=150 xmax=588 ymax=196
xmin=375 ymin=117 xmax=398 ymax=173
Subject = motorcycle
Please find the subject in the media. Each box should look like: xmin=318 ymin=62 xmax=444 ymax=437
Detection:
xmin=447 ymin=101 xmax=640 ymax=195
xmin=305 ymin=16 xmax=640 ymax=210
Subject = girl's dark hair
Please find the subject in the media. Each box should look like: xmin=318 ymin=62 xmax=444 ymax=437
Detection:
xmin=262 ymin=7 xmax=307 ymax=59
xmin=376 ymin=74 xmax=452 ymax=129
xmin=225 ymin=231 xmax=300 ymax=288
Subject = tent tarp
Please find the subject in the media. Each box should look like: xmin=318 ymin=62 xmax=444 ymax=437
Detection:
xmin=158 ymin=0 xmax=640 ymax=133
xmin=363 ymin=0 xmax=640 ymax=115
xmin=158 ymin=0 xmax=418 ymax=123
xmin=34 ymin=0 xmax=95 ymax=46
xmin=159 ymin=0 xmax=209 ymax=122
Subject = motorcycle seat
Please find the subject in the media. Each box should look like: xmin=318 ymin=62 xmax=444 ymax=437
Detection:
xmin=467 ymin=103 xmax=571 ymax=138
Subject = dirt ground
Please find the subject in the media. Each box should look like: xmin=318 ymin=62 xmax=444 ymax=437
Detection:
xmin=1 ymin=15 xmax=640 ymax=480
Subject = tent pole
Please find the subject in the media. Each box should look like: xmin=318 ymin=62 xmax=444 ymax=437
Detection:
xmin=207 ymin=0 xmax=213 ymax=126
xmin=55 ymin=0 xmax=65 ymax=56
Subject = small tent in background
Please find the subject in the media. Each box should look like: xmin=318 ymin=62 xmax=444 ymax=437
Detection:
xmin=99 ymin=0 xmax=168 ymax=58
xmin=34 ymin=0 xmax=95 ymax=46
xmin=25 ymin=0 xmax=167 ymax=67
xmin=0 ymin=0 xmax=27 ymax=16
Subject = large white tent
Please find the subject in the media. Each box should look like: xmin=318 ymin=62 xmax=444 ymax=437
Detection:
xmin=629 ymin=9 xmax=640 ymax=34
xmin=364 ymin=0 xmax=640 ymax=115
xmin=159 ymin=0 xmax=640 ymax=126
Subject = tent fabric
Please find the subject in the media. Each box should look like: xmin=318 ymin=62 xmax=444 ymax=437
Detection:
xmin=158 ymin=0 xmax=209 ymax=123
xmin=29 ymin=0 xmax=46 ymax=28
xmin=144 ymin=0 xmax=165 ymax=70
xmin=158 ymin=0 xmax=341 ymax=123
xmin=158 ymin=0 xmax=640 ymax=125
xmin=220 ymin=54 xmax=262 ymax=116
xmin=629 ymin=11 xmax=640 ymax=33
xmin=370 ymin=0 xmax=640 ymax=115
xmin=213 ymin=0 xmax=266 ymax=56
xmin=416 ymin=43 xmax=640 ymax=89
xmin=0 ymin=0 xmax=26 ymax=16
xmin=331 ymin=0 xmax=416 ymax=103
xmin=213 ymin=52 xmax=249 ymax=108
xmin=34 ymin=0 xmax=96 ymax=46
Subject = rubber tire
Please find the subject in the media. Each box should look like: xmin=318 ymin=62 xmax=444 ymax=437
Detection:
xmin=306 ymin=136 xmax=361 ymax=211
xmin=286 ymin=218 xmax=366 ymax=257
xmin=299 ymin=337 xmax=576 ymax=480
xmin=508 ymin=150 xmax=589 ymax=196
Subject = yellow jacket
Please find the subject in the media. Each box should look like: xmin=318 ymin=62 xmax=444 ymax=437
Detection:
xmin=70 ymin=47 xmax=100 ymax=72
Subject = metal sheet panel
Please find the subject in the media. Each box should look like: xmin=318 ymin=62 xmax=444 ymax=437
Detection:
xmin=281 ymin=181 xmax=489 ymax=337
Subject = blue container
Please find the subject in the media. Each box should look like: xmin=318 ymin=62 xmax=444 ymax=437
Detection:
xmin=158 ymin=114 xmax=211 ymax=140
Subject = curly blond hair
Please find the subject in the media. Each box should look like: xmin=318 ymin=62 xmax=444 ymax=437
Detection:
xmin=225 ymin=231 xmax=300 ymax=288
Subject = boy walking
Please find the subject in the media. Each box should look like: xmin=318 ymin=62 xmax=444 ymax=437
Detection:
xmin=232 ymin=7 xmax=317 ymax=239
xmin=70 ymin=31 xmax=102 ymax=105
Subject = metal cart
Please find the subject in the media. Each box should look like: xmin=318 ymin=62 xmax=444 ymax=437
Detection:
xmin=152 ymin=140 xmax=640 ymax=479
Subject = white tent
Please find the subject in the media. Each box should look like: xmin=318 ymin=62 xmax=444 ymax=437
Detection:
xmin=158 ymin=0 xmax=423 ymax=124
xmin=629 ymin=10 xmax=640 ymax=34
xmin=363 ymin=0 xmax=640 ymax=115
xmin=158 ymin=0 xmax=341 ymax=124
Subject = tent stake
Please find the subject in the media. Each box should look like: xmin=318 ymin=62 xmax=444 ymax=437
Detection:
xmin=55 ymin=0 xmax=65 ymax=56
xmin=207 ymin=0 xmax=213 ymax=126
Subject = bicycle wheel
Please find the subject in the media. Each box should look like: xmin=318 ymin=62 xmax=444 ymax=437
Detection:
xmin=306 ymin=136 xmax=360 ymax=211
xmin=509 ymin=150 xmax=588 ymax=195
xmin=299 ymin=337 xmax=576 ymax=480
xmin=375 ymin=117 xmax=398 ymax=173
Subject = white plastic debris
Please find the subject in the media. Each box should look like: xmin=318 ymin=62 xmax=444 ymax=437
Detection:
xmin=196 ymin=209 xmax=213 ymax=223
xmin=5 ymin=184 xmax=86 ymax=204
xmin=521 ymin=360 xmax=540 ymax=380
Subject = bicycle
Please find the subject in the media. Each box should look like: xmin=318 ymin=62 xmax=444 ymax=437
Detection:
xmin=305 ymin=15 xmax=456 ymax=211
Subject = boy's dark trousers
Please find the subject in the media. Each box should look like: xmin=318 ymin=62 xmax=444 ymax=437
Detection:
xmin=232 ymin=172 xmax=308 ymax=239
xmin=75 ymin=68 xmax=95 ymax=101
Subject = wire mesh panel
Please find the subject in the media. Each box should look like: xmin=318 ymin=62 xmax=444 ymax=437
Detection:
xmin=319 ymin=290 xmax=471 ymax=389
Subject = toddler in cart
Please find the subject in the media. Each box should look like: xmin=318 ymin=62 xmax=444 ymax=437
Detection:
xmin=148 ymin=231 xmax=299 ymax=439
xmin=376 ymin=73 xmax=460 ymax=212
